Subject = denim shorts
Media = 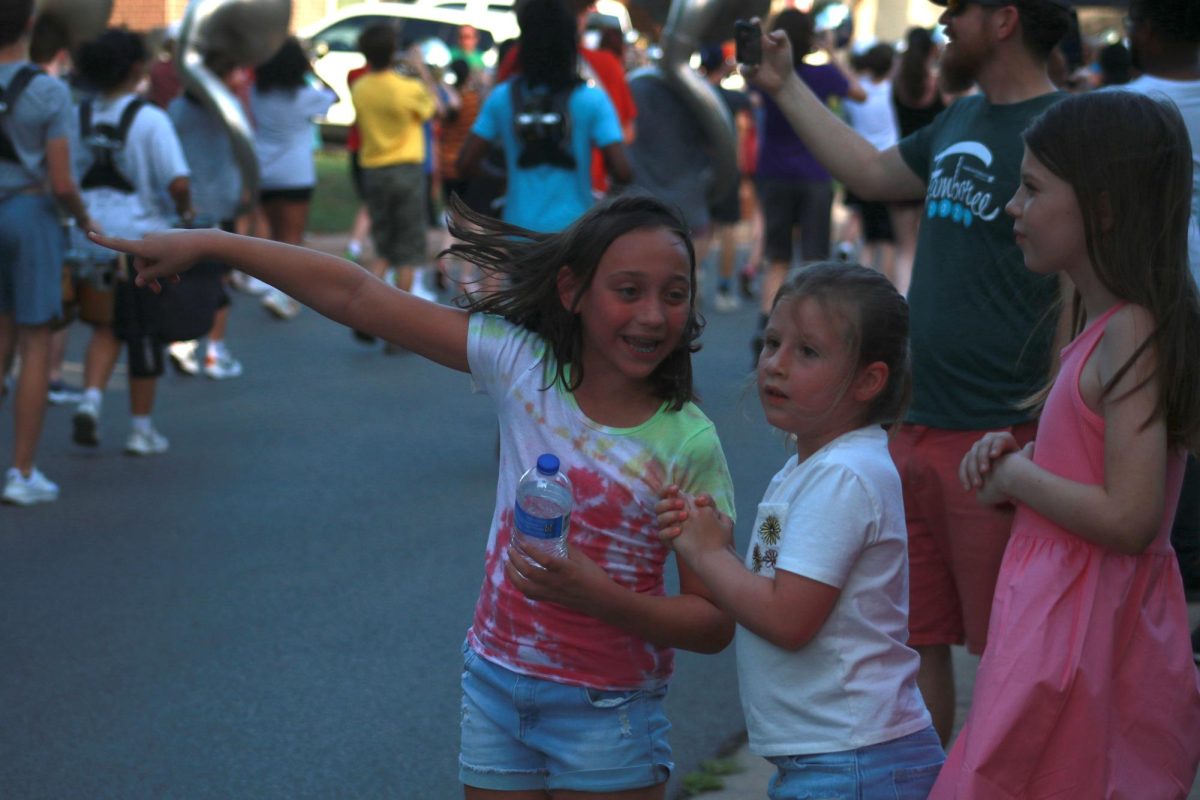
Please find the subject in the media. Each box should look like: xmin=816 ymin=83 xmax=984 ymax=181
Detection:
xmin=766 ymin=725 xmax=944 ymax=800
xmin=458 ymin=643 xmax=673 ymax=793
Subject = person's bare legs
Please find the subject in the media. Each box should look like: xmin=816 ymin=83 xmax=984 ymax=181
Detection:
xmin=262 ymin=197 xmax=308 ymax=246
xmin=11 ymin=322 xmax=52 ymax=473
xmin=889 ymin=204 xmax=920 ymax=296
xmin=48 ymin=327 xmax=69 ymax=386
xmin=915 ymin=643 xmax=956 ymax=746
xmin=260 ymin=198 xmax=310 ymax=315
xmin=759 ymin=258 xmax=789 ymax=315
xmin=82 ymin=325 xmax=121 ymax=392
xmin=128 ymin=375 xmax=156 ymax=417
xmin=715 ymin=223 xmax=737 ymax=286
xmin=348 ymin=203 xmax=371 ymax=256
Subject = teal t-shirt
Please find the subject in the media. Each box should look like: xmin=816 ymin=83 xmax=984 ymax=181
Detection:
xmin=898 ymin=92 xmax=1064 ymax=429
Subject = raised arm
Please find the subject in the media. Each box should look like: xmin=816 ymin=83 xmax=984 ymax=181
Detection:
xmin=746 ymin=24 xmax=924 ymax=202
xmin=92 ymin=229 xmax=470 ymax=372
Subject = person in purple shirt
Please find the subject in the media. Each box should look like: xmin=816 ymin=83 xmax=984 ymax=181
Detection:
xmin=753 ymin=9 xmax=863 ymax=356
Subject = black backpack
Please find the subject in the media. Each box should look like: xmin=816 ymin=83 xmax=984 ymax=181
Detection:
xmin=79 ymin=97 xmax=146 ymax=193
xmin=0 ymin=66 xmax=45 ymax=164
xmin=510 ymin=79 xmax=577 ymax=170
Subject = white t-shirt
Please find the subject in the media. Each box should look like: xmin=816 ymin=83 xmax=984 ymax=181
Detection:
xmin=1122 ymin=75 xmax=1200 ymax=281
xmin=736 ymin=425 xmax=930 ymax=756
xmin=466 ymin=313 xmax=735 ymax=690
xmin=843 ymin=76 xmax=898 ymax=152
xmin=71 ymin=93 xmax=189 ymax=247
xmin=251 ymin=84 xmax=335 ymax=190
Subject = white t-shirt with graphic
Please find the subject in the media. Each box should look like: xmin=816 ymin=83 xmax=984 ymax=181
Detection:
xmin=466 ymin=313 xmax=735 ymax=690
xmin=736 ymin=426 xmax=930 ymax=756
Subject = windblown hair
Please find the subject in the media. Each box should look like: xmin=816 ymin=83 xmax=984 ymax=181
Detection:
xmin=254 ymin=37 xmax=311 ymax=93
xmin=894 ymin=27 xmax=935 ymax=107
xmin=1023 ymin=91 xmax=1200 ymax=451
xmin=443 ymin=193 xmax=702 ymax=410
xmin=76 ymin=29 xmax=146 ymax=93
xmin=772 ymin=9 xmax=815 ymax=68
xmin=517 ymin=0 xmax=581 ymax=93
xmin=772 ymin=262 xmax=911 ymax=428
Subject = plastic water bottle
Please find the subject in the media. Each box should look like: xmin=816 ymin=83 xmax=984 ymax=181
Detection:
xmin=514 ymin=453 xmax=572 ymax=561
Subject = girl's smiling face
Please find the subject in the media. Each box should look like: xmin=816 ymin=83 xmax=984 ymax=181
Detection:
xmin=560 ymin=226 xmax=693 ymax=393
xmin=758 ymin=295 xmax=880 ymax=459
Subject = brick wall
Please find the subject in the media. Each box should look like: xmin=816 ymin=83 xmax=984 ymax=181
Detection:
xmin=110 ymin=0 xmax=188 ymax=32
xmin=109 ymin=0 xmax=338 ymax=34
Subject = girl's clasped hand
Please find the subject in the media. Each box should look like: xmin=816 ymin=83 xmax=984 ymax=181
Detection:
xmin=957 ymin=432 xmax=1035 ymax=507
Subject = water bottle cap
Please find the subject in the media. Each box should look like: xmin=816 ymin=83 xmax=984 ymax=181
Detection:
xmin=536 ymin=453 xmax=560 ymax=475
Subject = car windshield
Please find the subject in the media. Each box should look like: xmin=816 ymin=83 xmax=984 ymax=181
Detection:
xmin=312 ymin=15 xmax=496 ymax=54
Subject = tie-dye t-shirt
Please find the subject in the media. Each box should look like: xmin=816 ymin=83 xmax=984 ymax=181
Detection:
xmin=465 ymin=314 xmax=735 ymax=690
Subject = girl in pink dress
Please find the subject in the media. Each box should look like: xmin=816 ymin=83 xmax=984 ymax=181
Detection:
xmin=931 ymin=91 xmax=1200 ymax=798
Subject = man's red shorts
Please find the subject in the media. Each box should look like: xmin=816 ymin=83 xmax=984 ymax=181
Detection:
xmin=890 ymin=421 xmax=1038 ymax=654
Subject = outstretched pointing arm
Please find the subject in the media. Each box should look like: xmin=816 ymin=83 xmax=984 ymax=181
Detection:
xmin=92 ymin=229 xmax=471 ymax=372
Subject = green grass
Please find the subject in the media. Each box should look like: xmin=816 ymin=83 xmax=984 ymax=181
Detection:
xmin=310 ymin=147 xmax=359 ymax=234
xmin=680 ymin=758 xmax=743 ymax=797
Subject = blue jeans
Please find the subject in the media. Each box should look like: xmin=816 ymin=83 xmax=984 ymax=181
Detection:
xmin=766 ymin=726 xmax=944 ymax=800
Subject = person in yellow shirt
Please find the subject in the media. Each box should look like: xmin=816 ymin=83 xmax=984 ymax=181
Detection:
xmin=350 ymin=23 xmax=437 ymax=303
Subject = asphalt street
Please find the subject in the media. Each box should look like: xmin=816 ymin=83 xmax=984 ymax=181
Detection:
xmin=1 ymin=253 xmax=780 ymax=799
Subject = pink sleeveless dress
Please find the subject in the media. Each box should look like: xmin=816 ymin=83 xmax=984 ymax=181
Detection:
xmin=931 ymin=303 xmax=1200 ymax=799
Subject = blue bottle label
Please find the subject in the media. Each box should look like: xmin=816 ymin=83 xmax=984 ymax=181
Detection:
xmin=514 ymin=504 xmax=564 ymax=540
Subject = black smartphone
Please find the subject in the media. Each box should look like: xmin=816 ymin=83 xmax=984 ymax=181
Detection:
xmin=734 ymin=20 xmax=761 ymax=66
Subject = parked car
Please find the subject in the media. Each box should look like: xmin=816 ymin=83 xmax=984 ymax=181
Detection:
xmin=297 ymin=3 xmax=518 ymax=129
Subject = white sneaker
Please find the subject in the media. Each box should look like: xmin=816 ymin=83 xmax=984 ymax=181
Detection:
xmin=713 ymin=291 xmax=741 ymax=313
xmin=168 ymin=340 xmax=201 ymax=376
xmin=2 ymin=467 xmax=59 ymax=506
xmin=262 ymin=291 xmax=300 ymax=320
xmin=232 ymin=271 xmax=270 ymax=296
xmin=72 ymin=398 xmax=100 ymax=447
xmin=125 ymin=426 xmax=170 ymax=456
xmin=204 ymin=351 xmax=243 ymax=380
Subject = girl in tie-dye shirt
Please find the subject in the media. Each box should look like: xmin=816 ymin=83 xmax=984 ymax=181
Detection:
xmin=96 ymin=192 xmax=736 ymax=798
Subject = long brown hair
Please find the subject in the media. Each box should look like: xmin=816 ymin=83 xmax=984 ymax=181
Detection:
xmin=1023 ymin=91 xmax=1200 ymax=451
xmin=894 ymin=27 xmax=934 ymax=108
xmin=443 ymin=193 xmax=703 ymax=411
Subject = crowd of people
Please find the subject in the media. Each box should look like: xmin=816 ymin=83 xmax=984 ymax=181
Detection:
xmin=3 ymin=0 xmax=1200 ymax=797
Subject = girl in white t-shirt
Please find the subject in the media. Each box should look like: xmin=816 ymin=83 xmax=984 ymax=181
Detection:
xmin=94 ymin=193 xmax=735 ymax=799
xmin=657 ymin=262 xmax=943 ymax=799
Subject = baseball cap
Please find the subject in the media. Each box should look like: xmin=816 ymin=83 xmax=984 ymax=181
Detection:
xmin=930 ymin=0 xmax=1073 ymax=9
